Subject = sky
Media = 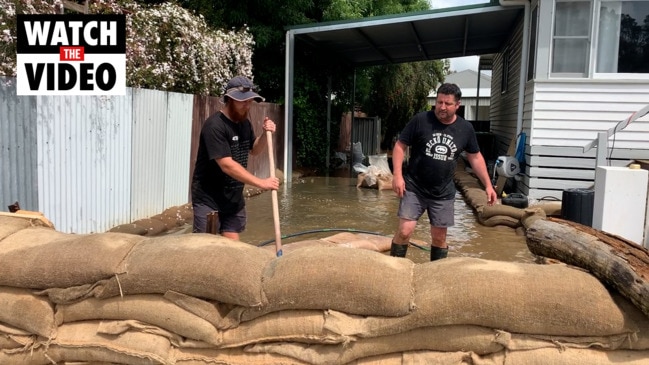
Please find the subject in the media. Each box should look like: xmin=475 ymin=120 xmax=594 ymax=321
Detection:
xmin=428 ymin=0 xmax=489 ymax=72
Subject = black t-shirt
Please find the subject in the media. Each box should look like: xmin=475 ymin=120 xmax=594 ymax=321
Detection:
xmin=399 ymin=111 xmax=479 ymax=200
xmin=191 ymin=112 xmax=256 ymax=214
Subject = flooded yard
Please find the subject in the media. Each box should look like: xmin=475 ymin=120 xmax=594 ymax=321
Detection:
xmin=238 ymin=176 xmax=534 ymax=264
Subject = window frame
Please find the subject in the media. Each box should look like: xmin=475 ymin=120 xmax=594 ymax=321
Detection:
xmin=551 ymin=0 xmax=593 ymax=78
xmin=550 ymin=0 xmax=649 ymax=79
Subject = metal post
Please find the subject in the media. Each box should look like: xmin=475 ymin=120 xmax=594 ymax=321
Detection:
xmin=327 ymin=76 xmax=332 ymax=170
xmin=596 ymin=132 xmax=607 ymax=167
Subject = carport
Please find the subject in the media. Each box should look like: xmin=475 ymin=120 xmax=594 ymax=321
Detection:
xmin=282 ymin=0 xmax=527 ymax=179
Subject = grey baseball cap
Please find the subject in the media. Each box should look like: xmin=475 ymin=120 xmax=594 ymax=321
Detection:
xmin=224 ymin=76 xmax=264 ymax=102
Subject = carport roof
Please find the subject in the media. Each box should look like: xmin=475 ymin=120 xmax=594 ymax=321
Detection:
xmin=281 ymin=1 xmax=526 ymax=178
xmin=285 ymin=2 xmax=525 ymax=68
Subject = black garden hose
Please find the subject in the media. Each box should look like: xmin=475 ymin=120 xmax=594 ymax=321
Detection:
xmin=257 ymin=228 xmax=430 ymax=251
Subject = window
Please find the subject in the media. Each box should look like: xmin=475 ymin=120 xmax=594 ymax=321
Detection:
xmin=596 ymin=1 xmax=649 ymax=73
xmin=501 ymin=48 xmax=510 ymax=94
xmin=552 ymin=0 xmax=592 ymax=75
xmin=552 ymin=0 xmax=649 ymax=76
xmin=527 ymin=5 xmax=538 ymax=81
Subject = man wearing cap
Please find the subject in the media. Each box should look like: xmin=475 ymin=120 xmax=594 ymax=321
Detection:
xmin=191 ymin=75 xmax=280 ymax=238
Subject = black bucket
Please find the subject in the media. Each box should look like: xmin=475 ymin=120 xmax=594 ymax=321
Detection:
xmin=561 ymin=188 xmax=594 ymax=226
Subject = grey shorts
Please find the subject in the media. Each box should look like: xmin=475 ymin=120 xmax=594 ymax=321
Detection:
xmin=192 ymin=203 xmax=247 ymax=234
xmin=397 ymin=190 xmax=454 ymax=227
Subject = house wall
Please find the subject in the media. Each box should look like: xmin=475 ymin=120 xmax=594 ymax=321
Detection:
xmin=523 ymin=80 xmax=649 ymax=199
xmin=489 ymin=14 xmax=524 ymax=157
xmin=489 ymin=1 xmax=649 ymax=200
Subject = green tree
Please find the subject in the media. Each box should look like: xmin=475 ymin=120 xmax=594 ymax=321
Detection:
xmin=177 ymin=0 xmax=445 ymax=172
xmin=368 ymin=60 xmax=449 ymax=149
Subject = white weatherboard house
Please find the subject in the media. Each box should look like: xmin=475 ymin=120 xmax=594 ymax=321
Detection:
xmin=486 ymin=0 xmax=649 ymax=200
xmin=284 ymin=0 xmax=649 ymax=200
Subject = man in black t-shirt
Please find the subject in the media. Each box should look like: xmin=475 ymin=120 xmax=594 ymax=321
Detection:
xmin=191 ymin=76 xmax=279 ymax=238
xmin=390 ymin=83 xmax=496 ymax=260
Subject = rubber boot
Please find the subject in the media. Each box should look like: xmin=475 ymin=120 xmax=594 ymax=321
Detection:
xmin=430 ymin=246 xmax=448 ymax=261
xmin=390 ymin=242 xmax=408 ymax=258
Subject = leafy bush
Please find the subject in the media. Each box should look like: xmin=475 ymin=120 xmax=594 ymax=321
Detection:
xmin=0 ymin=0 xmax=255 ymax=96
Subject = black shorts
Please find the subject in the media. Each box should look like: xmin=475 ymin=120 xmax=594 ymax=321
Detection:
xmin=192 ymin=203 xmax=247 ymax=234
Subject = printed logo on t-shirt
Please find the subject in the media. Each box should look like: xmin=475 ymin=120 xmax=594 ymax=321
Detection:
xmin=425 ymin=132 xmax=457 ymax=161
xmin=232 ymin=136 xmax=239 ymax=141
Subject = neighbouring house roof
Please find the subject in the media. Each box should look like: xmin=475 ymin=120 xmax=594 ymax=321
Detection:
xmin=429 ymin=69 xmax=492 ymax=98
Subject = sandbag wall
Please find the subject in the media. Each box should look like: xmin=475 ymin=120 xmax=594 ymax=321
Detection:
xmin=453 ymin=163 xmax=562 ymax=232
xmin=1 ymin=215 xmax=649 ymax=365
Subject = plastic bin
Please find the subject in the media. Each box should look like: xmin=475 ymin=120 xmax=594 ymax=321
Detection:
xmin=561 ymin=188 xmax=594 ymax=226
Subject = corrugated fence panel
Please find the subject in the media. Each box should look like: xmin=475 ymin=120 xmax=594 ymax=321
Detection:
xmin=0 ymin=77 xmax=39 ymax=212
xmin=131 ymin=88 xmax=167 ymax=220
xmin=37 ymin=93 xmax=133 ymax=233
xmin=164 ymin=91 xmax=193 ymax=206
xmin=352 ymin=117 xmax=382 ymax=158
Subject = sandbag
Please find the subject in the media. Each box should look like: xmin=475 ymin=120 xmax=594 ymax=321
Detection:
xmin=479 ymin=205 xmax=525 ymax=220
xmin=54 ymin=294 xmax=220 ymax=345
xmin=530 ymin=201 xmax=562 ymax=217
xmin=163 ymin=290 xmax=227 ymax=330
xmin=0 ymin=321 xmax=171 ymax=364
xmin=322 ymin=232 xmax=391 ymax=252
xmin=476 ymin=348 xmax=649 ymax=365
xmin=323 ymin=258 xmax=641 ymax=338
xmin=0 ymin=323 xmax=33 ymax=349
xmin=415 ymin=258 xmax=643 ymax=336
xmin=262 ymin=246 xmax=413 ymax=317
xmin=0 ymin=228 xmax=143 ymax=289
xmin=45 ymin=234 xmax=274 ymax=307
xmin=222 ymin=246 xmax=414 ymax=329
xmin=479 ymin=215 xmax=520 ymax=228
xmin=220 ymin=310 xmax=350 ymax=349
xmin=246 ymin=325 xmax=504 ymax=365
xmin=0 ymin=286 xmax=55 ymax=338
xmin=0 ymin=215 xmax=49 ymax=241
xmin=173 ymin=347 xmax=310 ymax=365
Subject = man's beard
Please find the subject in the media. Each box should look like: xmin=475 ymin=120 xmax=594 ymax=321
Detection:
xmin=229 ymin=107 xmax=248 ymax=122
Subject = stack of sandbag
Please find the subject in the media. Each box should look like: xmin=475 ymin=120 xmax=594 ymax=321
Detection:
xmin=1 ymin=214 xmax=648 ymax=365
xmin=454 ymin=165 xmax=562 ymax=232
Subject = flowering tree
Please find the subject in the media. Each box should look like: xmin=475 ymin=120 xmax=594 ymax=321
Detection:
xmin=0 ymin=0 xmax=255 ymax=96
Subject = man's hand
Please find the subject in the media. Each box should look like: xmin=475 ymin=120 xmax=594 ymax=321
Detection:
xmin=486 ymin=186 xmax=497 ymax=206
xmin=392 ymin=174 xmax=406 ymax=198
xmin=263 ymin=117 xmax=276 ymax=133
xmin=260 ymin=176 xmax=280 ymax=191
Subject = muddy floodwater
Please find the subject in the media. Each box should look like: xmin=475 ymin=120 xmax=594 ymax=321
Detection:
xmin=237 ymin=176 xmax=535 ymax=264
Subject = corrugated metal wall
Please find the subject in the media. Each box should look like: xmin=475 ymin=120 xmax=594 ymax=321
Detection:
xmin=164 ymin=92 xmax=194 ymax=207
xmin=0 ymin=77 xmax=38 ymax=212
xmin=2 ymin=78 xmax=282 ymax=234
xmin=131 ymin=88 xmax=168 ymax=219
xmin=37 ymin=93 xmax=134 ymax=233
xmin=352 ymin=116 xmax=382 ymax=158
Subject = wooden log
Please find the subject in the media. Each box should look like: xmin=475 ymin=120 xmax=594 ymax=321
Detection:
xmin=526 ymin=217 xmax=649 ymax=318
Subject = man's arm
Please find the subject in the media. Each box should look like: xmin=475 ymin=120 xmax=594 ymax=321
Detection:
xmin=392 ymin=140 xmax=407 ymax=198
xmin=465 ymin=151 xmax=497 ymax=205
xmin=217 ymin=157 xmax=278 ymax=191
